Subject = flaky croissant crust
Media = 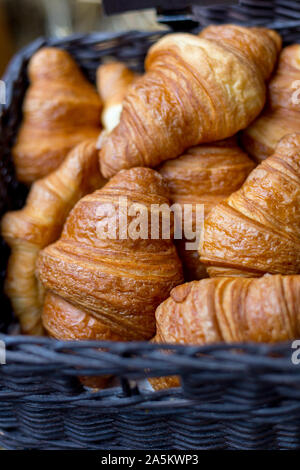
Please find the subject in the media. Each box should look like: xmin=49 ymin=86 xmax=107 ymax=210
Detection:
xmin=200 ymin=133 xmax=300 ymax=278
xmin=2 ymin=139 xmax=104 ymax=334
xmin=43 ymin=292 xmax=118 ymax=389
xmin=100 ymin=25 xmax=280 ymax=178
xmin=43 ymin=293 xmax=121 ymax=341
xmin=13 ymin=47 xmax=102 ymax=184
xmin=154 ymin=275 xmax=300 ymax=345
xmin=159 ymin=138 xmax=255 ymax=280
xmin=38 ymin=167 xmax=183 ymax=342
xmin=242 ymin=44 xmax=300 ymax=162
xmin=150 ymin=273 xmax=300 ymax=389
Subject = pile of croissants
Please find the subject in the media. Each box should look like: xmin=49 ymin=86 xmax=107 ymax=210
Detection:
xmin=2 ymin=24 xmax=300 ymax=389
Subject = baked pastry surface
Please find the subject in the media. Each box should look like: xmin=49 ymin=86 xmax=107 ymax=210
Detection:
xmin=242 ymin=45 xmax=300 ymax=162
xmin=38 ymin=167 xmax=184 ymax=342
xmin=100 ymin=25 xmax=281 ymax=178
xmin=159 ymin=138 xmax=255 ymax=280
xmin=151 ymin=274 xmax=300 ymax=388
xmin=97 ymin=61 xmax=140 ymax=132
xmin=13 ymin=47 xmax=102 ymax=184
xmin=2 ymin=139 xmax=104 ymax=334
xmin=200 ymin=133 xmax=300 ymax=277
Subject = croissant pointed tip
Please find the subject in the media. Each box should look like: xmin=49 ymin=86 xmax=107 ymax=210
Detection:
xmin=28 ymin=47 xmax=79 ymax=79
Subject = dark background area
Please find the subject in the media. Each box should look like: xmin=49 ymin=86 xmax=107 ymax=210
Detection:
xmin=0 ymin=0 xmax=167 ymax=75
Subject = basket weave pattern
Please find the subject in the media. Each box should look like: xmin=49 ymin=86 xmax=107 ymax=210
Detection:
xmin=1 ymin=3 xmax=300 ymax=449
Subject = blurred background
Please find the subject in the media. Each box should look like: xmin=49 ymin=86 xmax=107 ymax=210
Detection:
xmin=0 ymin=0 xmax=167 ymax=75
xmin=1 ymin=1 xmax=298 ymax=77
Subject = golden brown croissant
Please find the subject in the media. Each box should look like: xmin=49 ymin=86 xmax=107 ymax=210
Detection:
xmin=159 ymin=138 xmax=255 ymax=280
xmin=151 ymin=274 xmax=300 ymax=389
xmin=200 ymin=133 xmax=300 ymax=278
xmin=2 ymin=139 xmax=105 ymax=335
xmin=99 ymin=25 xmax=281 ymax=178
xmin=96 ymin=62 xmax=139 ymax=132
xmin=43 ymin=293 xmax=121 ymax=342
xmin=38 ymin=167 xmax=184 ymax=343
xmin=242 ymin=45 xmax=300 ymax=162
xmin=43 ymin=293 xmax=119 ymax=389
xmin=13 ymin=47 xmax=102 ymax=184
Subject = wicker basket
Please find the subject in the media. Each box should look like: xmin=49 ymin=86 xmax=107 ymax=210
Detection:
xmin=1 ymin=2 xmax=300 ymax=450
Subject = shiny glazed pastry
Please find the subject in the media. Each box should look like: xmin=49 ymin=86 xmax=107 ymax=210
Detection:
xmin=200 ymin=133 xmax=300 ymax=278
xmin=96 ymin=61 xmax=140 ymax=132
xmin=2 ymin=139 xmax=104 ymax=335
xmin=38 ymin=167 xmax=184 ymax=343
xmin=242 ymin=45 xmax=300 ymax=162
xmin=151 ymin=274 xmax=300 ymax=389
xmin=159 ymin=138 xmax=255 ymax=280
xmin=13 ymin=47 xmax=102 ymax=184
xmin=43 ymin=293 xmax=121 ymax=341
xmin=100 ymin=24 xmax=281 ymax=178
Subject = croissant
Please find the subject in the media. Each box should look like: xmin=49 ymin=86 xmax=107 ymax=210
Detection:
xmin=200 ymin=133 xmax=300 ymax=278
xmin=13 ymin=47 xmax=102 ymax=184
xmin=151 ymin=275 xmax=300 ymax=389
xmin=37 ymin=167 xmax=184 ymax=344
xmin=43 ymin=292 xmax=119 ymax=389
xmin=99 ymin=24 xmax=281 ymax=178
xmin=242 ymin=45 xmax=300 ymax=162
xmin=2 ymin=139 xmax=105 ymax=335
xmin=159 ymin=138 xmax=255 ymax=280
xmin=96 ymin=62 xmax=139 ymax=132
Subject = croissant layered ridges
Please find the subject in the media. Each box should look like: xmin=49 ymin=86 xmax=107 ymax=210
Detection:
xmin=242 ymin=44 xmax=300 ymax=162
xmin=100 ymin=25 xmax=280 ymax=178
xmin=150 ymin=273 xmax=300 ymax=390
xmin=199 ymin=25 xmax=282 ymax=82
xmin=159 ymin=138 xmax=255 ymax=203
xmin=38 ymin=167 xmax=184 ymax=343
xmin=15 ymin=128 xmax=101 ymax=185
xmin=268 ymin=45 xmax=300 ymax=110
xmin=13 ymin=47 xmax=102 ymax=184
xmin=43 ymin=293 xmax=120 ymax=389
xmin=242 ymin=107 xmax=300 ymax=162
xmin=4 ymin=139 xmax=104 ymax=245
xmin=2 ymin=139 xmax=105 ymax=335
xmin=200 ymin=133 xmax=300 ymax=278
xmin=158 ymin=138 xmax=255 ymax=280
xmin=147 ymin=29 xmax=276 ymax=130
xmin=43 ymin=293 xmax=121 ymax=341
xmin=5 ymin=27 xmax=300 ymax=396
xmin=38 ymin=244 xmax=182 ymax=340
